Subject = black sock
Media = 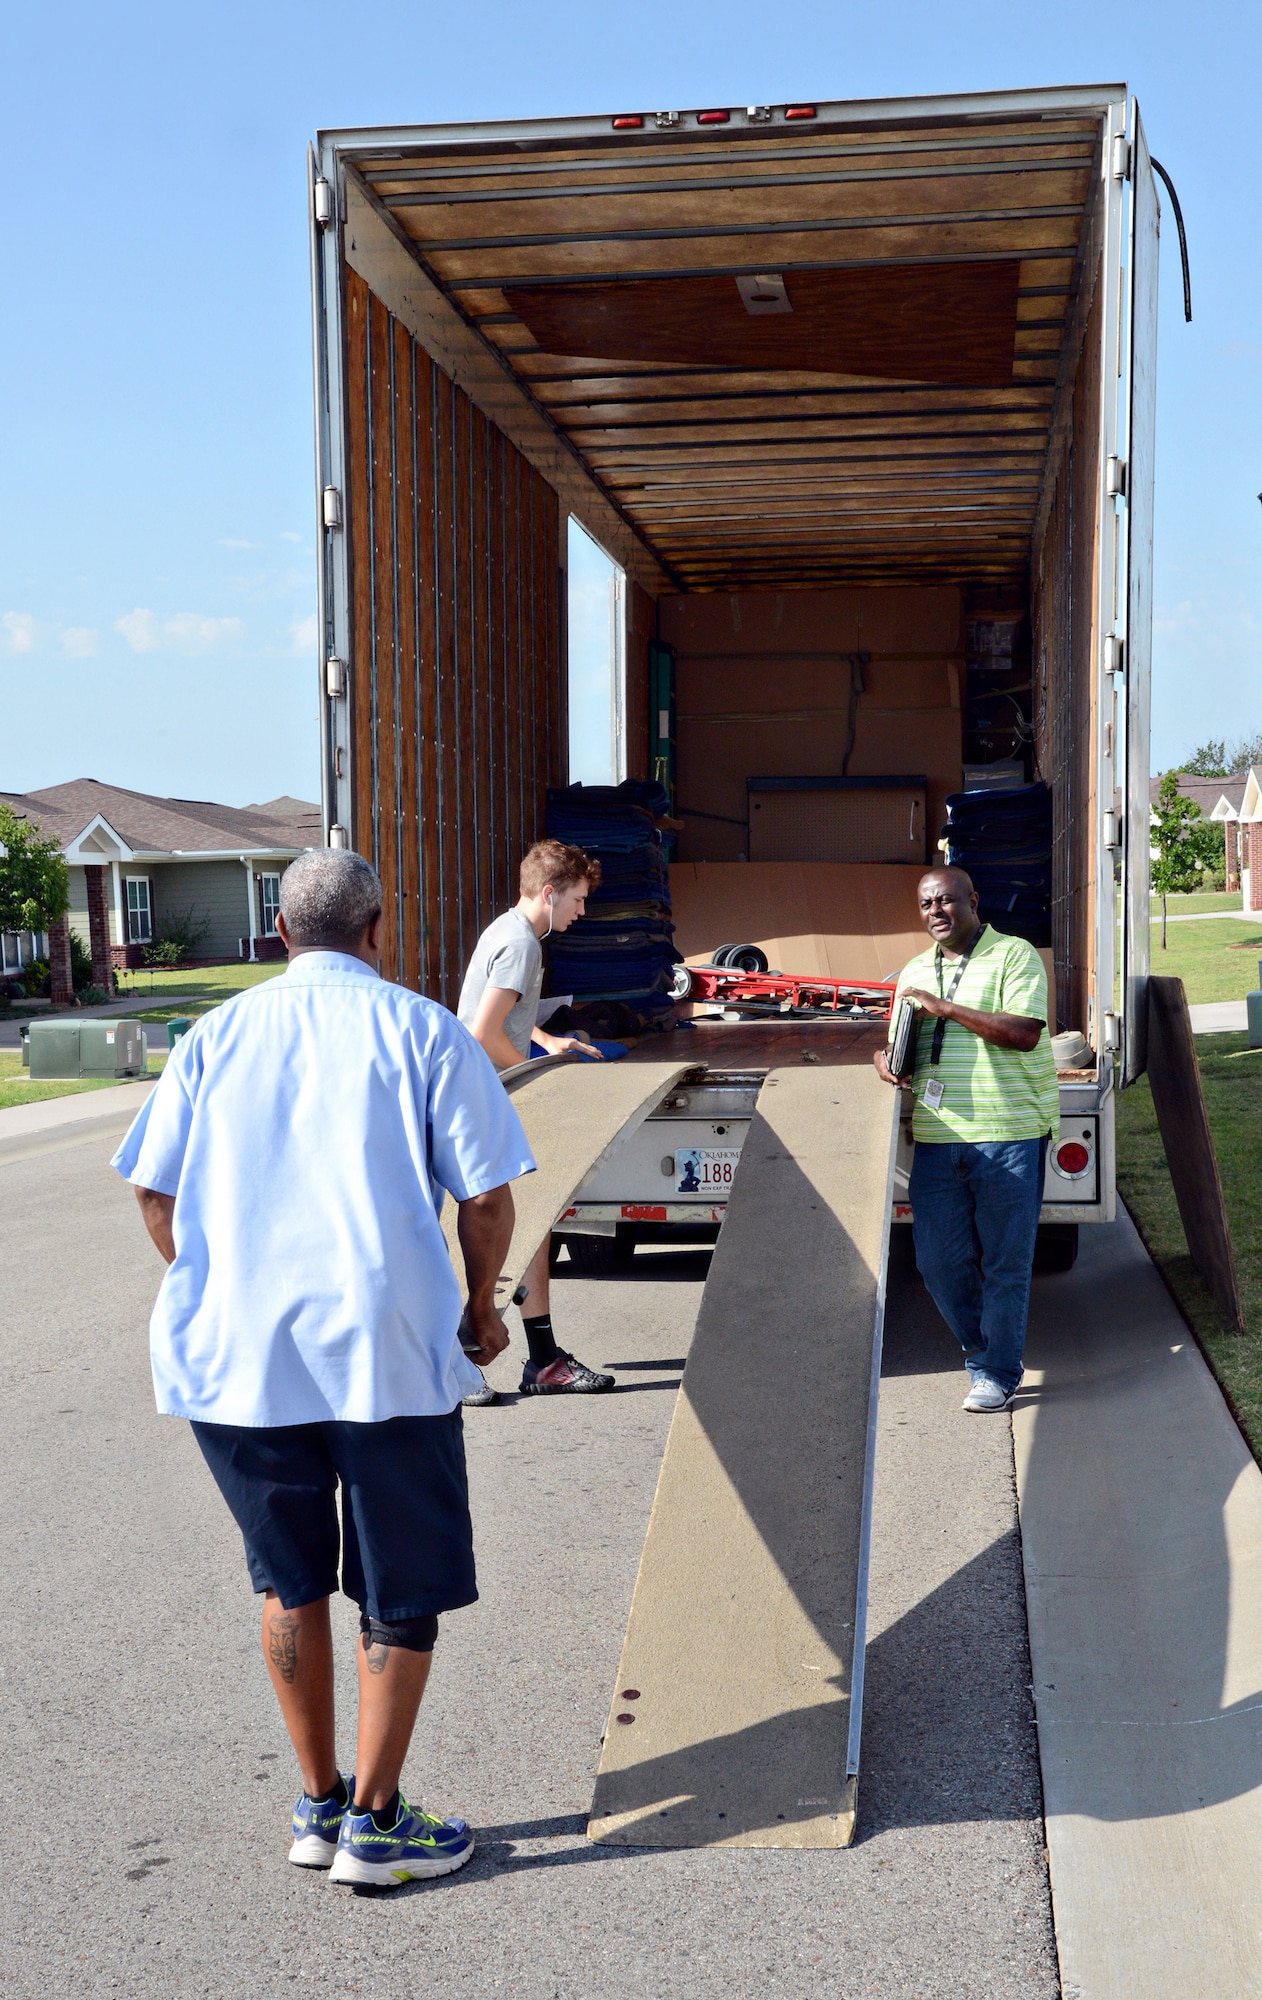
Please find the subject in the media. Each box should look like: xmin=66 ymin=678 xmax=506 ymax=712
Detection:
xmin=369 ymin=1790 xmax=401 ymax=1833
xmin=522 ymin=1312 xmax=560 ymax=1368
xmin=310 ymin=1775 xmax=349 ymax=1808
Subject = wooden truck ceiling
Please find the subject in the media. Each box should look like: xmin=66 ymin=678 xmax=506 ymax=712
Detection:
xmin=349 ymin=106 xmax=1103 ymax=591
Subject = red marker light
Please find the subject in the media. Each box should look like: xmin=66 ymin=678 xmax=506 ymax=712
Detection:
xmin=1055 ymin=1141 xmax=1091 ymax=1177
xmin=785 ymin=104 xmax=818 ymax=120
xmin=697 ymin=109 xmax=731 ymax=125
xmin=612 ymin=115 xmax=644 ymax=129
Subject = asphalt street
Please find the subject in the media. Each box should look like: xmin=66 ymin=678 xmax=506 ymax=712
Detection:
xmin=1 ymin=1124 xmax=1057 ymax=1998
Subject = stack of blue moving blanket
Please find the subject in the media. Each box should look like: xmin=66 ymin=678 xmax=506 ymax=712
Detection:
xmin=943 ymin=782 xmax=1053 ymax=947
xmin=544 ymin=780 xmax=678 ymax=1019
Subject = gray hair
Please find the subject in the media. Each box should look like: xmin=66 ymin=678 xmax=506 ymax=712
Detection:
xmin=279 ymin=848 xmax=382 ymax=948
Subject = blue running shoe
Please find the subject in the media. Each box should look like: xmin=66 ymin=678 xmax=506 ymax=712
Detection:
xmin=288 ymin=1776 xmax=354 ymax=1868
xmin=328 ymin=1795 xmax=475 ymax=1887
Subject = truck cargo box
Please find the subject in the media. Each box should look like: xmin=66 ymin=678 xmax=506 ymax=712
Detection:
xmin=309 ymin=83 xmax=1165 ymax=1224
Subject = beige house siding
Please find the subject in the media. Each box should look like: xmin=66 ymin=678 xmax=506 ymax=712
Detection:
xmin=148 ymin=860 xmax=255 ymax=958
xmin=66 ymin=865 xmax=92 ymax=951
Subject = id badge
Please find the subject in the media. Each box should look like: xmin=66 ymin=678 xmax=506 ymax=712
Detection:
xmin=923 ymin=1076 xmax=946 ymax=1112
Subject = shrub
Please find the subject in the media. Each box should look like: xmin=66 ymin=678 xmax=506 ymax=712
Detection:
xmin=70 ymin=933 xmax=94 ymax=992
xmin=144 ymin=904 xmax=211 ymax=966
xmin=21 ymin=958 xmax=50 ymax=999
xmin=77 ymin=983 xmax=111 ymax=1008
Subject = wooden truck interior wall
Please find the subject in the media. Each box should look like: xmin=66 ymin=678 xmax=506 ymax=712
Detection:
xmin=345 ymin=268 xmax=565 ymax=1004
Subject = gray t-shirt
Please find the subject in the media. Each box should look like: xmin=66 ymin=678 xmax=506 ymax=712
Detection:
xmin=456 ymin=909 xmax=543 ymax=1063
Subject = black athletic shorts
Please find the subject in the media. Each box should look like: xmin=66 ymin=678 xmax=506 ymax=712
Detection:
xmin=190 ymin=1409 xmax=477 ymax=1621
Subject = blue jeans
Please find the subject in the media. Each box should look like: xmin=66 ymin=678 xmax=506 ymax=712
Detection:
xmin=908 ymin=1138 xmax=1048 ymax=1394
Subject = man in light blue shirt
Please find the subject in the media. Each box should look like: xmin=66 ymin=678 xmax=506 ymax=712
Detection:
xmin=113 ymin=848 xmax=534 ymax=1890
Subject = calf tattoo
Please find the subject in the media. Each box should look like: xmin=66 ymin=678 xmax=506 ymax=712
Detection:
xmin=363 ymin=1638 xmax=390 ymax=1676
xmin=267 ymin=1610 xmax=300 ymax=1684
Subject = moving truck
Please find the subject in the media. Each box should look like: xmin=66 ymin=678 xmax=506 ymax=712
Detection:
xmin=309 ymin=84 xmax=1167 ymax=1263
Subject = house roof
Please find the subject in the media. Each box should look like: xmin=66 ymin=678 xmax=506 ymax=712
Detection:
xmin=1149 ymin=772 xmax=1251 ymax=819
xmin=0 ymin=780 xmax=321 ymax=857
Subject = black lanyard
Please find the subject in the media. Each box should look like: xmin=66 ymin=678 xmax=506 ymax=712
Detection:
xmin=929 ymin=924 xmax=986 ymax=1069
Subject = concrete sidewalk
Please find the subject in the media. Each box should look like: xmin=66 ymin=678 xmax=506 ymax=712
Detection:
xmin=1189 ymin=999 xmax=1249 ymax=1033
xmin=0 ymin=1076 xmax=155 ymax=1165
xmin=0 ymin=992 xmax=211 ymax=1049
xmin=1017 ymin=1212 xmax=1262 ymax=1997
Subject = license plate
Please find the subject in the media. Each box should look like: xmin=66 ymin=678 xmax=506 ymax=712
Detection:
xmin=675 ymin=1147 xmax=741 ymax=1194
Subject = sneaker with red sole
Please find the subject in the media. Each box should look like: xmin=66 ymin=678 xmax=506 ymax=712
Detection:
xmin=520 ymin=1350 xmax=615 ymax=1394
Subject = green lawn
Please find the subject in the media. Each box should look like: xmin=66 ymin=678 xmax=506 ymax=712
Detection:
xmin=114 ymin=961 xmax=285 ymax=1020
xmin=1150 ymin=890 xmax=1243 ymax=916
xmin=0 ymin=962 xmax=283 ymax=1110
xmin=1146 ymin=919 xmax=1262 ymax=1005
xmin=1117 ymin=1029 xmax=1262 ymax=1453
xmin=0 ymin=1046 xmax=169 ymax=1110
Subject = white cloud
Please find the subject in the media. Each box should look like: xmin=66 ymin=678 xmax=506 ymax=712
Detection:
xmin=288 ymin=613 xmax=319 ymax=655
xmin=219 ymin=536 xmax=262 ymax=549
xmin=115 ymin=608 xmax=246 ymax=655
xmin=2 ymin=612 xmax=37 ymax=653
xmin=280 ymin=530 xmax=303 ymax=544
xmin=59 ymin=626 xmax=98 ymax=658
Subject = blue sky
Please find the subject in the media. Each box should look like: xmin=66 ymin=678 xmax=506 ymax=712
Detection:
xmin=2 ymin=1 xmax=1258 ymax=805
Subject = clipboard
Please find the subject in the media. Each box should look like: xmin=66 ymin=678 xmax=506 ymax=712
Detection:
xmin=886 ymin=996 xmax=918 ymax=1080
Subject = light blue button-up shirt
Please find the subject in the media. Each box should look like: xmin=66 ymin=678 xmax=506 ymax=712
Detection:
xmin=111 ymin=952 xmax=535 ymax=1428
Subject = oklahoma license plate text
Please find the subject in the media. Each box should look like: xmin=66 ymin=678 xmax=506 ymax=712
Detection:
xmin=675 ymin=1148 xmax=742 ymax=1194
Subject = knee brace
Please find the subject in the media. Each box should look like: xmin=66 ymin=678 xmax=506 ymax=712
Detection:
xmin=359 ymin=1613 xmax=438 ymax=1654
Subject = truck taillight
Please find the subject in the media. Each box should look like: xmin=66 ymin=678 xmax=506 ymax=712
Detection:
xmin=785 ymin=104 xmax=817 ymax=120
xmin=697 ymin=109 xmax=731 ymax=124
xmin=1055 ymin=1141 xmax=1091 ymax=1177
xmin=612 ymin=115 xmax=644 ymax=129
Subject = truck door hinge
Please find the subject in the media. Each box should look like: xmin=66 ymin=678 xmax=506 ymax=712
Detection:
xmin=325 ymin=655 xmax=347 ymax=698
xmin=1112 ymin=134 xmax=1131 ymax=181
xmin=1106 ymin=454 xmax=1127 ymax=498
xmin=313 ymin=177 xmax=334 ymax=226
xmin=1104 ymin=634 xmax=1124 ymax=677
xmin=1103 ymin=810 xmax=1120 ymax=850
xmin=322 ymin=485 xmax=343 ymax=530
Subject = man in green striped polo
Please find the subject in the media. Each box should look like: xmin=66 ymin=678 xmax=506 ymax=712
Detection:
xmin=875 ymin=865 xmax=1058 ymax=1413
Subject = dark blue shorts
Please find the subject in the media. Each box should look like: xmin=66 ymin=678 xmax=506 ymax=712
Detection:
xmin=190 ymin=1409 xmax=476 ymax=1621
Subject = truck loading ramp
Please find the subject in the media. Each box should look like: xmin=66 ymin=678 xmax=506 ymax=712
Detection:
xmin=442 ymin=1056 xmax=691 ymax=1302
xmin=589 ymin=1048 xmax=898 ymax=1847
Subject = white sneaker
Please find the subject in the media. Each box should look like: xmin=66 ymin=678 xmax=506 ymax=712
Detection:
xmin=962 ymin=1376 xmax=1016 ymax=1413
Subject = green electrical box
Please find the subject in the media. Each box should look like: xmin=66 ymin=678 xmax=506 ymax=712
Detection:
xmin=28 ymin=1019 xmax=147 ymax=1080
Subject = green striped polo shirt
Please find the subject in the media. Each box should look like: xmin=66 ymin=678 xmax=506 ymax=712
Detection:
xmin=892 ymin=926 xmax=1059 ymax=1143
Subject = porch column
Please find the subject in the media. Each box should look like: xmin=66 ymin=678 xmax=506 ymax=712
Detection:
xmin=242 ymin=857 xmax=257 ymax=963
xmin=1225 ymin=819 xmax=1240 ymax=896
xmin=48 ymin=914 xmax=73 ymax=1007
xmin=84 ymin=865 xmax=115 ymax=995
xmin=110 ymin=858 xmax=126 ymax=958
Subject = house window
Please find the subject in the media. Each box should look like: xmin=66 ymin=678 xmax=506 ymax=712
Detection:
xmin=126 ymin=877 xmax=152 ymax=943
xmin=259 ymin=874 xmax=281 ymax=936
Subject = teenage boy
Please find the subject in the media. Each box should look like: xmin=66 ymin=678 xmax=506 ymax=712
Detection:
xmin=113 ymin=849 xmax=535 ymax=1887
xmin=457 ymin=838 xmax=616 ymax=1398
xmin=874 ymin=865 xmax=1058 ymax=1413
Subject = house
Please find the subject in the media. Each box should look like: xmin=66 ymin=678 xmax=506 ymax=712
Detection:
xmin=0 ymin=780 xmax=319 ymax=997
xmin=1148 ymin=771 xmax=1251 ymax=896
xmin=1239 ymin=769 xmax=1262 ymax=912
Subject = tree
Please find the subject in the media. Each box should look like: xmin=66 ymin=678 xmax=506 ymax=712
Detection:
xmin=1226 ymin=730 xmax=1262 ymax=776
xmin=0 ymin=804 xmax=69 ymax=936
xmin=1179 ymin=740 xmax=1228 ymax=778
xmin=1150 ymin=772 xmax=1222 ymax=948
